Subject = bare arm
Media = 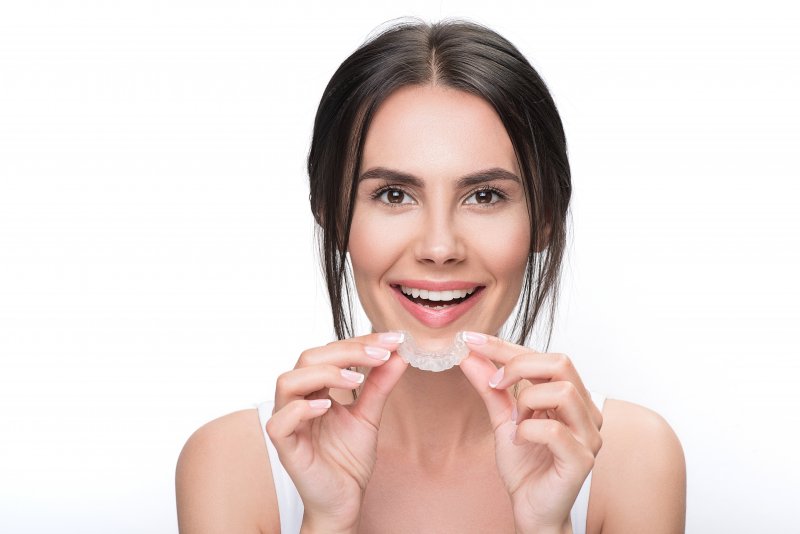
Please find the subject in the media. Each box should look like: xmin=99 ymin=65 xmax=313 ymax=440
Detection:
xmin=593 ymin=399 xmax=686 ymax=534
xmin=175 ymin=409 xmax=279 ymax=534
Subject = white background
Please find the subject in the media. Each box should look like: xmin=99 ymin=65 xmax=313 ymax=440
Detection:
xmin=1 ymin=1 xmax=798 ymax=532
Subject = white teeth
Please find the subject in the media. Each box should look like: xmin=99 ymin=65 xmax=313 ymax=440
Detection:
xmin=399 ymin=285 xmax=478 ymax=302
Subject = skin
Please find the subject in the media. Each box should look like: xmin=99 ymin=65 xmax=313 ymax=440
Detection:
xmin=175 ymin=85 xmax=686 ymax=533
xmin=349 ymin=84 xmax=530 ymax=348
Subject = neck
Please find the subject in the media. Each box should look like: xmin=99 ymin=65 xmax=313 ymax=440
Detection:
xmin=374 ymin=364 xmax=494 ymax=465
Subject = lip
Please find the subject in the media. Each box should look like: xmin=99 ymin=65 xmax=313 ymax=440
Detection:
xmin=390 ymin=282 xmax=485 ymax=329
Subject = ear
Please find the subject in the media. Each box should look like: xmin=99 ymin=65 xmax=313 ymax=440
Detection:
xmin=311 ymin=205 xmax=324 ymax=228
xmin=533 ymin=222 xmax=551 ymax=253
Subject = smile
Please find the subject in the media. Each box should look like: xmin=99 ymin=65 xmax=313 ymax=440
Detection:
xmin=398 ymin=285 xmax=477 ymax=309
xmin=390 ymin=281 xmax=485 ymax=328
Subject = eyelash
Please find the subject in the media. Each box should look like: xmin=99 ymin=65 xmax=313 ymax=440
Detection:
xmin=368 ymin=185 xmax=411 ymax=206
xmin=369 ymin=185 xmax=509 ymax=207
xmin=465 ymin=187 xmax=509 ymax=205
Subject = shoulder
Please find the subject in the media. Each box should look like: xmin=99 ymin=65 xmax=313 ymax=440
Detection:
xmin=589 ymin=399 xmax=686 ymax=534
xmin=175 ymin=408 xmax=280 ymax=534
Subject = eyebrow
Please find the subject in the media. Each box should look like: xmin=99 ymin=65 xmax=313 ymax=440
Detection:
xmin=358 ymin=167 xmax=520 ymax=188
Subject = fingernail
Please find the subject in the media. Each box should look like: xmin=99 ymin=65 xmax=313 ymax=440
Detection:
xmin=489 ymin=367 xmax=505 ymax=388
xmin=365 ymin=346 xmax=391 ymax=361
xmin=460 ymin=331 xmax=487 ymax=345
xmin=340 ymin=369 xmax=365 ymax=383
xmin=511 ymin=405 xmax=518 ymax=424
xmin=510 ymin=426 xmax=517 ymax=443
xmin=309 ymin=399 xmax=332 ymax=409
xmin=379 ymin=331 xmax=405 ymax=344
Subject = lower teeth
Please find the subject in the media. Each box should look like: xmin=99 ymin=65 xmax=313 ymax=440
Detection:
xmin=401 ymin=290 xmax=469 ymax=309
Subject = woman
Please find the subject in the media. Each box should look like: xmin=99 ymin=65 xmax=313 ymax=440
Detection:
xmin=176 ymin=19 xmax=686 ymax=533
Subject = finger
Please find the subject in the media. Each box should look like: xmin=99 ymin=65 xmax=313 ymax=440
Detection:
xmin=459 ymin=350 xmax=514 ymax=429
xmin=266 ymin=398 xmax=333 ymax=451
xmin=350 ymin=331 xmax=407 ymax=347
xmin=350 ymin=352 xmax=409 ymax=429
xmin=274 ymin=365 xmax=367 ymax=409
xmin=461 ymin=331 xmax=533 ymax=366
xmin=489 ymin=352 xmax=585 ymax=392
xmin=485 ymin=351 xmax=602 ymax=430
xmin=513 ymin=418 xmax=596 ymax=478
xmin=515 ymin=382 xmax=603 ymax=455
xmin=295 ymin=334 xmax=404 ymax=370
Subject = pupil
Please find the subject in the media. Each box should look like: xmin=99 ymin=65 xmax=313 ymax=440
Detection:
xmin=477 ymin=191 xmax=491 ymax=203
xmin=388 ymin=190 xmax=403 ymax=203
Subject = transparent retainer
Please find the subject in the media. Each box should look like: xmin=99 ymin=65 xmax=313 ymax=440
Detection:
xmin=396 ymin=331 xmax=468 ymax=372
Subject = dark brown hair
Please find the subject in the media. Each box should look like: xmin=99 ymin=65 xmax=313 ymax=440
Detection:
xmin=308 ymin=18 xmax=571 ymax=351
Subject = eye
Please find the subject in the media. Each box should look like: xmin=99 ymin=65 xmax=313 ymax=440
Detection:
xmin=375 ymin=187 xmax=414 ymax=205
xmin=465 ymin=188 xmax=505 ymax=205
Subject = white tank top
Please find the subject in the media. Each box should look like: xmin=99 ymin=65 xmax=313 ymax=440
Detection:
xmin=256 ymin=390 xmax=606 ymax=533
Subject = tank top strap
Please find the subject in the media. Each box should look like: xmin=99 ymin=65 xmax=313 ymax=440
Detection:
xmin=569 ymin=390 xmax=607 ymax=534
xmin=256 ymin=400 xmax=304 ymax=534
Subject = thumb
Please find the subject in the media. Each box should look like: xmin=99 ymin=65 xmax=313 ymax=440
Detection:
xmin=459 ymin=351 xmax=514 ymax=429
xmin=350 ymin=353 xmax=408 ymax=428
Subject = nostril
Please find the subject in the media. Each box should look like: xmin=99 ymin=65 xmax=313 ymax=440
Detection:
xmin=414 ymin=233 xmax=466 ymax=265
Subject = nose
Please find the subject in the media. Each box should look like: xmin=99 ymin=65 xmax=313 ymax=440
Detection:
xmin=414 ymin=209 xmax=466 ymax=266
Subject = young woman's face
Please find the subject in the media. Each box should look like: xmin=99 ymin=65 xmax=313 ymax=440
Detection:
xmin=349 ymin=85 xmax=531 ymax=347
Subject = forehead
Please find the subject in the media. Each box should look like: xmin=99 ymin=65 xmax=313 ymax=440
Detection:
xmin=360 ymin=85 xmax=518 ymax=179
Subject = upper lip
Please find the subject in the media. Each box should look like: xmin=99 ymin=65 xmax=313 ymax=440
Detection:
xmin=390 ymin=279 xmax=484 ymax=291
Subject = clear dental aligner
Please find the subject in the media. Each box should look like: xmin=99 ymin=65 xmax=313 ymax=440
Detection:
xmin=396 ymin=331 xmax=468 ymax=372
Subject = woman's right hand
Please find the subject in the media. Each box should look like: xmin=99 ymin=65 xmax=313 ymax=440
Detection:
xmin=265 ymin=332 xmax=408 ymax=534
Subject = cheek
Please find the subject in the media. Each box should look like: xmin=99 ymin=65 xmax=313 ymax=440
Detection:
xmin=467 ymin=212 xmax=531 ymax=281
xmin=348 ymin=210 xmax=414 ymax=329
xmin=348 ymin=210 xmax=409 ymax=285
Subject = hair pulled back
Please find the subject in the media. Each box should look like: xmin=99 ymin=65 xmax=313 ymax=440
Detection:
xmin=308 ymin=18 xmax=571 ymax=349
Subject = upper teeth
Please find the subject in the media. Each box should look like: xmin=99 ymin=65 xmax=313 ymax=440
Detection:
xmin=400 ymin=285 xmax=476 ymax=301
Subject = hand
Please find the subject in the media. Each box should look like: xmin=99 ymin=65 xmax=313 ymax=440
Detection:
xmin=458 ymin=333 xmax=603 ymax=534
xmin=266 ymin=332 xmax=409 ymax=533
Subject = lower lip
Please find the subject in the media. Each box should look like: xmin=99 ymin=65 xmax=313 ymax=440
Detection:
xmin=391 ymin=286 xmax=484 ymax=329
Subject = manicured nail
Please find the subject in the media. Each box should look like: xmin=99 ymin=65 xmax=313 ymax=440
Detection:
xmin=460 ymin=331 xmax=487 ymax=345
xmin=489 ymin=367 xmax=505 ymax=388
xmin=511 ymin=405 xmax=518 ymax=424
xmin=379 ymin=331 xmax=405 ymax=344
xmin=340 ymin=369 xmax=365 ymax=383
xmin=365 ymin=346 xmax=391 ymax=361
xmin=309 ymin=399 xmax=332 ymax=409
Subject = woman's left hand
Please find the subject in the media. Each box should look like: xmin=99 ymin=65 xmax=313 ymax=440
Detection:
xmin=458 ymin=332 xmax=603 ymax=534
